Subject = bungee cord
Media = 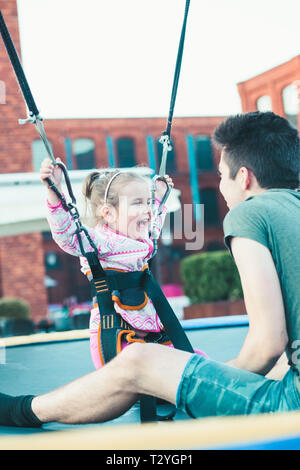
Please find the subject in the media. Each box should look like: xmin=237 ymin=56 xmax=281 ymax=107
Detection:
xmin=151 ymin=0 xmax=191 ymax=257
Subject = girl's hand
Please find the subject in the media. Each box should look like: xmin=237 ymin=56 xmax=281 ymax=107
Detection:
xmin=40 ymin=158 xmax=63 ymax=187
xmin=155 ymin=175 xmax=174 ymax=200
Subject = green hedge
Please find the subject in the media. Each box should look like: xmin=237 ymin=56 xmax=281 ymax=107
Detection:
xmin=0 ymin=297 xmax=30 ymax=320
xmin=180 ymin=250 xmax=243 ymax=304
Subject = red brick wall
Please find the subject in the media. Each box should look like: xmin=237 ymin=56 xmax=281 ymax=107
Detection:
xmin=0 ymin=233 xmax=47 ymax=321
xmin=0 ymin=0 xmax=227 ymax=316
xmin=237 ymin=55 xmax=300 ymax=122
xmin=0 ymin=0 xmax=34 ymax=173
xmin=0 ymin=1 xmax=48 ymax=320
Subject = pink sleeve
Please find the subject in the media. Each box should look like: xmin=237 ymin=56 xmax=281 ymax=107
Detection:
xmin=46 ymin=199 xmax=98 ymax=257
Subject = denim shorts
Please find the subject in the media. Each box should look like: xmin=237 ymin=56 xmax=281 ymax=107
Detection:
xmin=176 ymin=354 xmax=300 ymax=418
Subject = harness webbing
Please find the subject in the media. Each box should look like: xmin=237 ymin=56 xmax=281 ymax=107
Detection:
xmin=159 ymin=0 xmax=191 ymax=176
xmin=150 ymin=0 xmax=191 ymax=258
xmin=0 ymin=11 xmax=39 ymax=117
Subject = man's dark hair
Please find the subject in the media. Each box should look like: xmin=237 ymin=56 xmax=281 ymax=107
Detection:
xmin=213 ymin=111 xmax=300 ymax=189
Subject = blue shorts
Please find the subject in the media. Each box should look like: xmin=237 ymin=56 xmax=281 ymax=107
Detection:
xmin=176 ymin=354 xmax=300 ymax=418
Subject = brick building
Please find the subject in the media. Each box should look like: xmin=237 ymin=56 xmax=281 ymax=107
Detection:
xmin=238 ymin=55 xmax=300 ymax=127
xmin=0 ymin=0 xmax=228 ymax=321
xmin=0 ymin=1 xmax=299 ymax=323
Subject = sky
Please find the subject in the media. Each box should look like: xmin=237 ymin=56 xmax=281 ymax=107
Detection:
xmin=15 ymin=0 xmax=300 ymax=120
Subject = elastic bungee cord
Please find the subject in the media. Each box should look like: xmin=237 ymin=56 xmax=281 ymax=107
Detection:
xmin=150 ymin=0 xmax=190 ymax=258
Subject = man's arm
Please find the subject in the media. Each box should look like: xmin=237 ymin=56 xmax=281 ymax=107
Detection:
xmin=226 ymin=237 xmax=288 ymax=376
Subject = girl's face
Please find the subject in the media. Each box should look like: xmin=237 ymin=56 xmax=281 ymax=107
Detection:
xmin=106 ymin=180 xmax=152 ymax=239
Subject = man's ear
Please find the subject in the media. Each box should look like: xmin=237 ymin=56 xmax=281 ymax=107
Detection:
xmin=239 ymin=166 xmax=251 ymax=190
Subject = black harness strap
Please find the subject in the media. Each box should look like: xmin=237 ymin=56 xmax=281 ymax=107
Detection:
xmin=164 ymin=0 xmax=191 ymax=142
xmin=143 ymin=270 xmax=193 ymax=352
xmin=103 ymin=268 xmax=194 ymax=353
xmin=0 ymin=10 xmax=38 ymax=117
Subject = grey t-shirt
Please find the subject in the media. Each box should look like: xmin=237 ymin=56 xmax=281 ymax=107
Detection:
xmin=223 ymin=189 xmax=300 ymax=374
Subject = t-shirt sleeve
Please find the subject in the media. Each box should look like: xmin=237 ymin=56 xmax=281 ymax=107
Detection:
xmin=223 ymin=200 xmax=269 ymax=253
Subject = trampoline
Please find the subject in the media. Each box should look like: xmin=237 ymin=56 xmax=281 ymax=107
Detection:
xmin=1 ymin=315 xmax=300 ymax=450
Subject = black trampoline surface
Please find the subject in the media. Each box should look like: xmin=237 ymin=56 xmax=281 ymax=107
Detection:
xmin=0 ymin=316 xmax=249 ymax=435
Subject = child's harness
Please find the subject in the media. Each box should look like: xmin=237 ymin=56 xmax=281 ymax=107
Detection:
xmin=0 ymin=0 xmax=192 ymax=422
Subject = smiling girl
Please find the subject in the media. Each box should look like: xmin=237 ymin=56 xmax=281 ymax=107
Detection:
xmin=40 ymin=158 xmax=193 ymax=369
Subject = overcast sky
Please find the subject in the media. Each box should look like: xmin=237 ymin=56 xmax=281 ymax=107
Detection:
xmin=16 ymin=0 xmax=300 ymax=119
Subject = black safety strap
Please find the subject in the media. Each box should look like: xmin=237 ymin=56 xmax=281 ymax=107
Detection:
xmin=164 ymin=0 xmax=190 ymax=140
xmin=143 ymin=270 xmax=193 ymax=352
xmin=0 ymin=10 xmax=39 ymax=117
xmin=157 ymin=0 xmax=191 ymax=179
xmin=104 ymin=269 xmax=193 ymax=354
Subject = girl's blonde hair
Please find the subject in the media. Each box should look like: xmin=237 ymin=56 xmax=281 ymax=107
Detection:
xmin=82 ymin=169 xmax=149 ymax=226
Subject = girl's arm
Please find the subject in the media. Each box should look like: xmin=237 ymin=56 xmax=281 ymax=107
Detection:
xmin=41 ymin=157 xmax=98 ymax=257
xmin=151 ymin=175 xmax=174 ymax=236
xmin=46 ymin=199 xmax=97 ymax=257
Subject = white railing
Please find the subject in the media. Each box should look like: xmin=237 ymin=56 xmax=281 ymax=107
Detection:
xmin=0 ymin=168 xmax=181 ymax=237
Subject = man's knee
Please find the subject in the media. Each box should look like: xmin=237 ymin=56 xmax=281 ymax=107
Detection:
xmin=115 ymin=343 xmax=157 ymax=388
xmin=120 ymin=342 xmax=150 ymax=370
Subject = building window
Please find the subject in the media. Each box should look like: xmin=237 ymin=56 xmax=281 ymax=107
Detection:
xmin=195 ymin=135 xmax=214 ymax=171
xmin=156 ymin=138 xmax=177 ymax=173
xmin=32 ymin=139 xmax=53 ymax=172
xmin=200 ymin=188 xmax=220 ymax=227
xmin=72 ymin=138 xmax=96 ymax=170
xmin=116 ymin=137 xmax=136 ymax=167
xmin=256 ymin=95 xmax=272 ymax=112
xmin=282 ymin=84 xmax=298 ymax=128
xmin=45 ymin=252 xmax=61 ymax=270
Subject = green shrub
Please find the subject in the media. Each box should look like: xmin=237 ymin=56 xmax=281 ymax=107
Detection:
xmin=0 ymin=297 xmax=30 ymax=320
xmin=180 ymin=250 xmax=243 ymax=304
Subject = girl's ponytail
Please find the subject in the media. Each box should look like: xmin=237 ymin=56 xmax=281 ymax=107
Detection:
xmin=82 ymin=171 xmax=101 ymax=200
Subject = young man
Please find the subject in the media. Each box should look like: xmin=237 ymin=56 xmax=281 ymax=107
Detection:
xmin=1 ymin=111 xmax=300 ymax=427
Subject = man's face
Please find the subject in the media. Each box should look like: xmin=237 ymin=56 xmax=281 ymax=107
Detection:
xmin=218 ymin=150 xmax=245 ymax=210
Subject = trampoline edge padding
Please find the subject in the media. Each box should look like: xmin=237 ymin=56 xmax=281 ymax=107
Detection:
xmin=1 ymin=329 xmax=90 ymax=347
xmin=0 ymin=410 xmax=300 ymax=450
xmin=1 ymin=315 xmax=249 ymax=347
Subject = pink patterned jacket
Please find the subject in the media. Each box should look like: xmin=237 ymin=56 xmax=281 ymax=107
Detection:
xmin=46 ymin=198 xmax=168 ymax=333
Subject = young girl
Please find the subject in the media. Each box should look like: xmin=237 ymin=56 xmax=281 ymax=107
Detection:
xmin=40 ymin=158 xmax=205 ymax=368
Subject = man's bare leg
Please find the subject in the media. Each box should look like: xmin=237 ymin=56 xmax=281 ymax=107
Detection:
xmin=31 ymin=343 xmax=193 ymax=424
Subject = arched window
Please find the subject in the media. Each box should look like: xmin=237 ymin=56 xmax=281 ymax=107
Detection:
xmin=256 ymin=95 xmax=272 ymax=112
xmin=73 ymin=138 xmax=96 ymax=169
xmin=32 ymin=139 xmax=53 ymax=172
xmin=200 ymin=188 xmax=220 ymax=227
xmin=282 ymin=84 xmax=298 ymax=128
xmin=156 ymin=138 xmax=176 ymax=173
xmin=195 ymin=135 xmax=214 ymax=171
xmin=116 ymin=137 xmax=136 ymax=167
